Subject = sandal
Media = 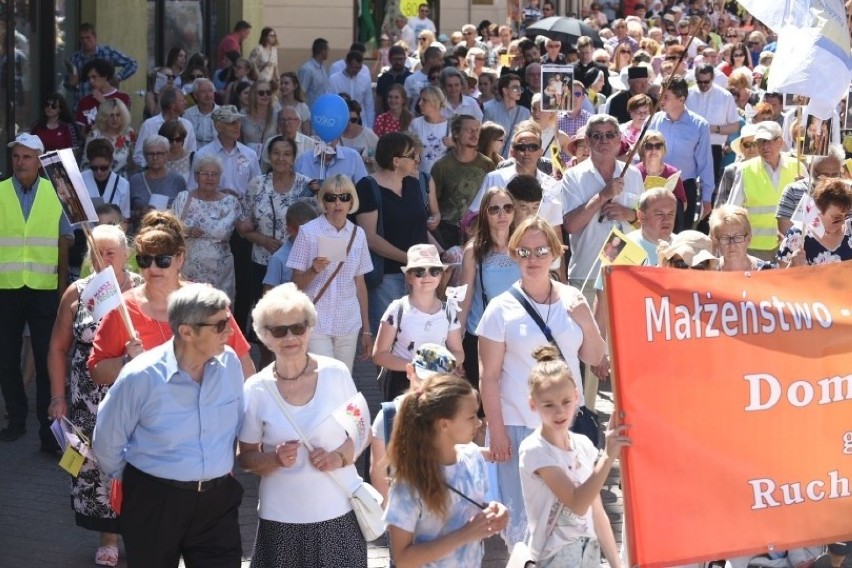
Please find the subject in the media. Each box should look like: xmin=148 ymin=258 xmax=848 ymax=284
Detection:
xmin=95 ymin=546 xmax=119 ymax=567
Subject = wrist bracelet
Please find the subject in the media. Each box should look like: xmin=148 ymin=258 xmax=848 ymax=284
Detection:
xmin=334 ymin=450 xmax=349 ymax=467
xmin=362 ymin=331 xmax=372 ymax=336
xmin=50 ymin=395 xmax=66 ymax=402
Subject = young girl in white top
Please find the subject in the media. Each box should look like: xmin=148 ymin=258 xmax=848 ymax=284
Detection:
xmin=519 ymin=346 xmax=630 ymax=567
xmin=384 ymin=374 xmax=508 ymax=567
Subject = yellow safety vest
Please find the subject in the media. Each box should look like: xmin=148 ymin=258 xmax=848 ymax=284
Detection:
xmin=0 ymin=177 xmax=63 ymax=290
xmin=741 ymin=157 xmax=798 ymax=251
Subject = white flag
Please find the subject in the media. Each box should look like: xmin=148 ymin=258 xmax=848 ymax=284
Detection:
xmin=80 ymin=266 xmax=124 ymax=323
xmin=331 ymin=392 xmax=372 ymax=455
xmin=801 ymin=194 xmax=827 ymax=238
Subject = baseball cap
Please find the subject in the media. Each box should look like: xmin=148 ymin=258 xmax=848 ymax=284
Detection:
xmin=412 ymin=343 xmax=457 ymax=379
xmin=8 ymin=133 xmax=44 ymax=153
xmin=211 ymin=105 xmax=245 ymax=123
xmin=753 ymin=121 xmax=782 ymax=141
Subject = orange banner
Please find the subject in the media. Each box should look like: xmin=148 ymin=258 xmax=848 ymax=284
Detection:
xmin=604 ymin=263 xmax=852 ymax=567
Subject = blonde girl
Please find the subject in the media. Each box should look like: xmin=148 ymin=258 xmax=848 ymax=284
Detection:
xmin=519 ymin=346 xmax=629 ymax=567
xmin=384 ymin=374 xmax=509 ymax=567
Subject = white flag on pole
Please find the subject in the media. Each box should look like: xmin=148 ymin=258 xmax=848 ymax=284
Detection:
xmin=331 ymin=392 xmax=372 ymax=455
xmin=79 ymin=266 xmax=124 ymax=323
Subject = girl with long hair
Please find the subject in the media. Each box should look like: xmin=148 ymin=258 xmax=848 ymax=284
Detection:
xmin=384 ymin=374 xmax=509 ymax=566
xmin=519 ymin=346 xmax=628 ymax=567
xmin=374 ymin=84 xmax=413 ymax=137
xmin=278 ymin=71 xmax=311 ymax=134
xmin=241 ymin=79 xmax=279 ymax=153
xmin=31 ymin=93 xmax=82 ymax=154
xmin=248 ymin=27 xmax=280 ymax=82
xmin=476 ymin=121 xmax=506 ymax=166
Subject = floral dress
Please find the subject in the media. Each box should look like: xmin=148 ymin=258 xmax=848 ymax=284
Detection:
xmin=777 ymin=221 xmax=852 ymax=265
xmin=172 ymin=190 xmax=243 ymax=300
xmin=70 ymin=271 xmax=143 ymax=531
xmin=241 ymin=173 xmax=315 ymax=265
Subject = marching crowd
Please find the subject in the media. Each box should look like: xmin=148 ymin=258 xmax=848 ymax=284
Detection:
xmin=2 ymin=1 xmax=852 ymax=567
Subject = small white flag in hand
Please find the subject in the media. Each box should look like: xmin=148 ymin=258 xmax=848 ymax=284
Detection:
xmin=80 ymin=266 xmax=124 ymax=323
xmin=332 ymin=392 xmax=372 ymax=455
xmin=801 ymin=194 xmax=826 ymax=238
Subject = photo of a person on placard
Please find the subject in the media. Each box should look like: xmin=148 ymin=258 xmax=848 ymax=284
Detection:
xmin=540 ymin=66 xmax=573 ymax=113
xmin=842 ymin=90 xmax=852 ymax=131
xmin=804 ymin=114 xmax=830 ymax=156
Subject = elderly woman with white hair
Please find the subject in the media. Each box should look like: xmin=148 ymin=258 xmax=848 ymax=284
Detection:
xmin=277 ymin=105 xmax=315 ymax=158
xmin=48 ymin=223 xmax=144 ymax=567
xmin=238 ymin=283 xmax=367 ymax=567
xmin=170 ymin=155 xmax=244 ymax=300
xmin=287 ymin=175 xmax=373 ymax=373
xmin=128 ymin=134 xmax=187 ymax=221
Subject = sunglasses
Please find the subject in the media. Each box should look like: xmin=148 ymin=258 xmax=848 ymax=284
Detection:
xmin=136 ymin=254 xmax=175 ymax=269
xmin=512 ymin=142 xmax=540 ymax=152
xmin=670 ymin=258 xmax=690 ymax=269
xmin=196 ymin=317 xmax=230 ymax=333
xmin=322 ymin=192 xmax=353 ymax=203
xmin=266 ymin=321 xmax=309 ymax=338
xmin=733 ymin=52 xmax=746 ymax=57
xmin=256 ymin=89 xmax=272 ymax=96
xmin=190 ymin=73 xmax=205 ymax=79
xmin=90 ymin=165 xmax=111 ymax=172
xmin=487 ymin=203 xmax=515 ymax=216
xmin=696 ymin=79 xmax=712 ymax=85
xmin=644 ymin=142 xmax=664 ymax=150
xmin=408 ymin=266 xmax=443 ymax=278
xmin=45 ymin=102 xmax=58 ymax=109
xmin=349 ymin=117 xmax=360 ymax=123
xmin=573 ymin=91 xmax=585 ymax=97
xmin=589 ymin=131 xmax=618 ymax=141
xmin=740 ymin=140 xmax=756 ymax=150
xmin=516 ymin=246 xmax=552 ymax=259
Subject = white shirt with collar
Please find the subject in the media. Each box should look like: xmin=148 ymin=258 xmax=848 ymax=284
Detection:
xmin=133 ymin=113 xmax=197 ymax=169
xmin=184 ymin=104 xmax=219 ymax=149
xmin=328 ymin=69 xmax=376 ymax=129
xmin=442 ymin=95 xmax=484 ymax=121
xmin=561 ymin=159 xmax=644 ymax=281
xmin=686 ymin=84 xmax=739 ymax=145
xmin=468 ymin=164 xmax=560 ymax=221
xmin=189 ymin=138 xmax=261 ymax=195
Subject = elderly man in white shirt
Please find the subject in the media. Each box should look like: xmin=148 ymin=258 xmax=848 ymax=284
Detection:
xmin=183 ymin=78 xmax=218 ymax=149
xmin=328 ymin=51 xmax=376 ymax=128
xmin=133 ymin=86 xmax=196 ymax=169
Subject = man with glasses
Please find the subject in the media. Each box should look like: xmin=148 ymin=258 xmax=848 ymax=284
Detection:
xmin=64 ymin=22 xmax=138 ymax=111
xmin=714 ymin=123 xmax=760 ymax=208
xmin=648 ymin=75 xmax=714 ymax=229
xmin=329 ymin=51 xmax=376 ymax=128
xmin=775 ymin=145 xmax=845 ymax=235
xmin=0 ymin=134 xmax=74 ymax=453
xmin=686 ymin=63 xmax=740 ymax=212
xmin=376 ymin=46 xmax=412 ymax=112
xmin=408 ymin=3 xmax=436 ymax=37
xmin=93 ymin=284 xmax=246 ymax=568
xmin=727 ymin=121 xmax=801 ymax=260
xmin=484 ymin=74 xmax=531 ymax=158
xmin=541 ymin=1 xmax=556 ymax=17
xmin=430 ymin=115 xmax=494 ymax=248
xmin=540 ymin=39 xmax=567 ymax=65
xmin=134 ymin=87 xmax=196 ymax=169
xmin=184 ymin=78 xmax=219 ymax=148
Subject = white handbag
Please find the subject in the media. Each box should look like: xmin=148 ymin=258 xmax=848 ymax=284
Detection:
xmin=263 ymin=380 xmax=386 ymax=542
xmin=504 ymin=503 xmax=565 ymax=568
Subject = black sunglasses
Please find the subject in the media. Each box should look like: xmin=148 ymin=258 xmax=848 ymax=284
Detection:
xmin=256 ymin=90 xmax=272 ymax=96
xmin=349 ymin=117 xmax=360 ymax=123
xmin=90 ymin=165 xmax=111 ymax=172
xmin=512 ymin=142 xmax=540 ymax=153
xmin=196 ymin=317 xmax=230 ymax=333
xmin=136 ymin=254 xmax=175 ymax=269
xmin=408 ymin=266 xmax=443 ymax=278
xmin=266 ymin=321 xmax=309 ymax=338
xmin=322 ymin=193 xmax=353 ymax=203
xmin=644 ymin=142 xmax=664 ymax=150
xmin=45 ymin=101 xmax=58 ymax=109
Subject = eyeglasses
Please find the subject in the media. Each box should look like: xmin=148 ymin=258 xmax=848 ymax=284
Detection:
xmin=740 ymin=140 xmax=756 ymax=150
xmin=515 ymin=245 xmax=551 ymax=259
xmin=349 ymin=117 xmax=360 ymax=123
xmin=512 ymin=142 xmax=540 ymax=152
xmin=717 ymin=234 xmax=747 ymax=245
xmin=696 ymin=79 xmax=712 ymax=85
xmin=197 ymin=171 xmax=221 ymax=177
xmin=256 ymin=89 xmax=272 ymax=96
xmin=90 ymin=165 xmax=111 ymax=172
xmin=573 ymin=91 xmax=585 ymax=97
xmin=509 ymin=85 xmax=523 ymax=92
xmin=45 ymin=102 xmax=58 ymax=109
xmin=162 ymin=74 xmax=176 ymax=80
xmin=322 ymin=192 xmax=353 ymax=203
xmin=644 ymin=142 xmax=664 ymax=150
xmin=756 ymin=137 xmax=779 ymax=144
xmin=266 ymin=321 xmax=309 ymax=338
xmin=733 ymin=52 xmax=746 ymax=57
xmin=136 ymin=254 xmax=175 ymax=269
xmin=670 ymin=258 xmax=690 ymax=269
xmin=196 ymin=317 xmax=231 ymax=333
xmin=486 ymin=203 xmax=515 ymax=216
xmin=145 ymin=151 xmax=167 ymax=158
xmin=399 ymin=153 xmax=417 ymax=160
xmin=408 ymin=266 xmax=443 ymax=278
xmin=588 ymin=131 xmax=618 ymax=141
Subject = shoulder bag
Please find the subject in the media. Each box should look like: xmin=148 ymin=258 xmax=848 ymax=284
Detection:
xmin=505 ymin=501 xmax=565 ymax=568
xmin=508 ymin=287 xmax=601 ymax=448
xmin=377 ymin=299 xmax=405 ymax=401
xmin=312 ymin=224 xmax=357 ymax=304
xmin=261 ymin=379 xmax=386 ymax=542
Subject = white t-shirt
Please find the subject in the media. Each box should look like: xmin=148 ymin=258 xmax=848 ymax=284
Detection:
xmin=239 ymin=356 xmax=362 ymax=524
xmin=519 ymin=430 xmax=598 ymax=561
xmin=475 ymin=282 xmax=586 ymax=427
xmin=380 ymin=297 xmax=460 ymax=360
xmin=384 ymin=443 xmax=488 ymax=567
xmin=409 ymin=117 xmax=450 ymax=176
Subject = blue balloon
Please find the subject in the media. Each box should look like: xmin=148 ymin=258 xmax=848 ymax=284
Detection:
xmin=311 ymin=94 xmax=349 ymax=142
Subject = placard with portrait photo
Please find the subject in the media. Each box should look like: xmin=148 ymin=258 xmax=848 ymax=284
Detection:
xmin=540 ymin=64 xmax=574 ymax=112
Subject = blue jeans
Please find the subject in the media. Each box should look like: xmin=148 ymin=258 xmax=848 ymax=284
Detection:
xmin=367 ymin=273 xmax=406 ymax=336
xmin=491 ymin=425 xmax=535 ymax=549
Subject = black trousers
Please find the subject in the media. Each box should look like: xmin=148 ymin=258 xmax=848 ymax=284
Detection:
xmin=230 ymin=232 xmax=253 ymax=335
xmin=121 ymin=464 xmax=243 ymax=568
xmin=0 ymin=287 xmax=57 ymax=443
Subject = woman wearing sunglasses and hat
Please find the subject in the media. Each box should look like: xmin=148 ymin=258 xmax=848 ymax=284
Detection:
xmin=287 ymin=175 xmax=373 ymax=373
xmin=88 ymin=210 xmax=255 ymax=386
xmin=373 ymin=244 xmax=465 ymax=400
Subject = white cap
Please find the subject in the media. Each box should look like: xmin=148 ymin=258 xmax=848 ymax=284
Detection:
xmin=7 ymin=133 xmax=44 ymax=153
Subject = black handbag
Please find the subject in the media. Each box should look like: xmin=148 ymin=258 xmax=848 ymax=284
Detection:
xmin=508 ymin=287 xmax=601 ymax=448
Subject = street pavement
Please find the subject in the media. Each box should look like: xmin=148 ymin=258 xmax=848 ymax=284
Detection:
xmin=0 ymin=354 xmax=621 ymax=568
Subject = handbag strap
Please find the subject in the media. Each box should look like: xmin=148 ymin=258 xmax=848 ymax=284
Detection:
xmin=445 ymin=482 xmax=485 ymax=509
xmin=260 ymin=377 xmax=354 ymax=496
xmin=312 ymin=223 xmax=358 ymax=304
xmin=105 ymin=173 xmax=120 ymax=205
xmin=478 ymin=261 xmax=488 ymax=309
xmin=508 ymin=286 xmax=565 ymax=361
xmin=178 ymin=190 xmax=195 ymax=221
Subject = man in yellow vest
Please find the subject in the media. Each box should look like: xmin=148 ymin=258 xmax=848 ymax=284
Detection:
xmin=727 ymin=121 xmax=800 ymax=261
xmin=0 ymin=134 xmax=73 ymax=453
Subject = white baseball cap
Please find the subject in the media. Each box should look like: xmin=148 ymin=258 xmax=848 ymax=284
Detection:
xmin=7 ymin=133 xmax=44 ymax=153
